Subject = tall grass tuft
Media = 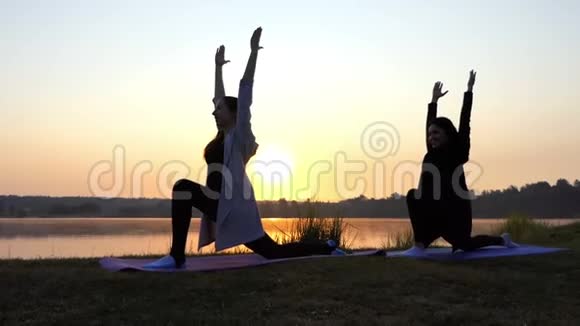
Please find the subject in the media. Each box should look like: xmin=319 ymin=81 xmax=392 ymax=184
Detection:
xmin=276 ymin=200 xmax=353 ymax=249
xmin=382 ymin=229 xmax=415 ymax=250
xmin=492 ymin=215 xmax=551 ymax=243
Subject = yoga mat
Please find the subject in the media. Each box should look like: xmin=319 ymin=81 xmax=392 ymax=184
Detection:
xmin=386 ymin=245 xmax=566 ymax=261
xmin=100 ymin=250 xmax=384 ymax=272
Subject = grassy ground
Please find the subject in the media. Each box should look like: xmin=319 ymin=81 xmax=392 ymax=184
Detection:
xmin=1 ymin=221 xmax=579 ymax=325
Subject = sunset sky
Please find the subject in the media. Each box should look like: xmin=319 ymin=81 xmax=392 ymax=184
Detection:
xmin=1 ymin=0 xmax=579 ymax=201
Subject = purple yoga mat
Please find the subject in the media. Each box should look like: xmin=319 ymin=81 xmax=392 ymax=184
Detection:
xmin=99 ymin=250 xmax=384 ymax=272
xmin=386 ymin=245 xmax=566 ymax=260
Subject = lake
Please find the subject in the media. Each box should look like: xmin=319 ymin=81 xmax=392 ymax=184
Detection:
xmin=0 ymin=217 xmax=576 ymax=259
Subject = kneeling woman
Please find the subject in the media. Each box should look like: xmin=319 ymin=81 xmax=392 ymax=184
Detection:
xmin=404 ymin=71 xmax=517 ymax=256
xmin=147 ymin=28 xmax=341 ymax=269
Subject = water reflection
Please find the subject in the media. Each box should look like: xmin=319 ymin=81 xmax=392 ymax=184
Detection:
xmin=0 ymin=218 xmax=575 ymax=259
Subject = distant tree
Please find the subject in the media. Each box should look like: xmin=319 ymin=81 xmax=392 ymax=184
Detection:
xmin=388 ymin=192 xmax=402 ymax=200
xmin=49 ymin=204 xmax=74 ymax=215
xmin=4 ymin=178 xmax=580 ymax=218
xmin=8 ymin=205 xmax=16 ymax=216
xmin=118 ymin=206 xmax=137 ymax=216
xmin=16 ymin=207 xmax=28 ymax=217
xmin=348 ymin=194 xmax=367 ymax=201
xmin=78 ymin=203 xmax=101 ymax=215
xmin=556 ymin=178 xmax=573 ymax=189
xmin=504 ymin=185 xmax=519 ymax=194
xmin=520 ymin=181 xmax=551 ymax=194
xmin=276 ymin=198 xmax=289 ymax=216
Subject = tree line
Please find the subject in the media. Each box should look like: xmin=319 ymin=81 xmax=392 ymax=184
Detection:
xmin=1 ymin=179 xmax=579 ymax=218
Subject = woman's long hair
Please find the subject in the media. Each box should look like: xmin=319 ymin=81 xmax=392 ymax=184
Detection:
xmin=204 ymin=96 xmax=238 ymax=157
xmin=429 ymin=117 xmax=458 ymax=149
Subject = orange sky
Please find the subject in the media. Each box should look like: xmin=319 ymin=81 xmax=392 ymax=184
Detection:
xmin=1 ymin=1 xmax=580 ymax=201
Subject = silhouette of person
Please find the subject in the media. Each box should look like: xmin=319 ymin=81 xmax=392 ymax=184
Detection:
xmin=403 ymin=71 xmax=518 ymax=256
xmin=146 ymin=27 xmax=343 ymax=269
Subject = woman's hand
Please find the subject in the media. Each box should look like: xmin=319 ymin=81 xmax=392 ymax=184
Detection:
xmin=215 ymin=45 xmax=230 ymax=67
xmin=250 ymin=27 xmax=263 ymax=52
xmin=431 ymin=81 xmax=449 ymax=104
xmin=242 ymin=27 xmax=263 ymax=81
xmin=467 ymin=70 xmax=476 ymax=92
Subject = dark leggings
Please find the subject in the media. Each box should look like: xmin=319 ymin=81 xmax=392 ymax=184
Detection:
xmin=406 ymin=189 xmax=503 ymax=251
xmin=169 ymin=179 xmax=333 ymax=264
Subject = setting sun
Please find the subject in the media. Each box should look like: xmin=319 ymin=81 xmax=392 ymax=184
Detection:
xmin=2 ymin=2 xmax=580 ymax=323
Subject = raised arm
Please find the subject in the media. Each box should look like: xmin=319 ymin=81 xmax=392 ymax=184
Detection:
xmin=213 ymin=45 xmax=230 ymax=104
xmin=427 ymin=81 xmax=448 ymax=150
xmin=236 ymin=27 xmax=263 ymax=161
xmin=457 ymin=70 xmax=476 ymax=163
xmin=242 ymin=27 xmax=262 ymax=82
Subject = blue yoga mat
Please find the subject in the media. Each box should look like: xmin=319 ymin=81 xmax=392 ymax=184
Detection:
xmin=100 ymin=250 xmax=384 ymax=272
xmin=386 ymin=245 xmax=566 ymax=260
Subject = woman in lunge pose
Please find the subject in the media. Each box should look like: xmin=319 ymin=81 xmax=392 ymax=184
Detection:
xmin=146 ymin=27 xmax=343 ymax=269
xmin=403 ymin=70 xmax=518 ymax=256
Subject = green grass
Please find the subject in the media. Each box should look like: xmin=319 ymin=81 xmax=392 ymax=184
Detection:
xmin=1 ymin=221 xmax=580 ymax=325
